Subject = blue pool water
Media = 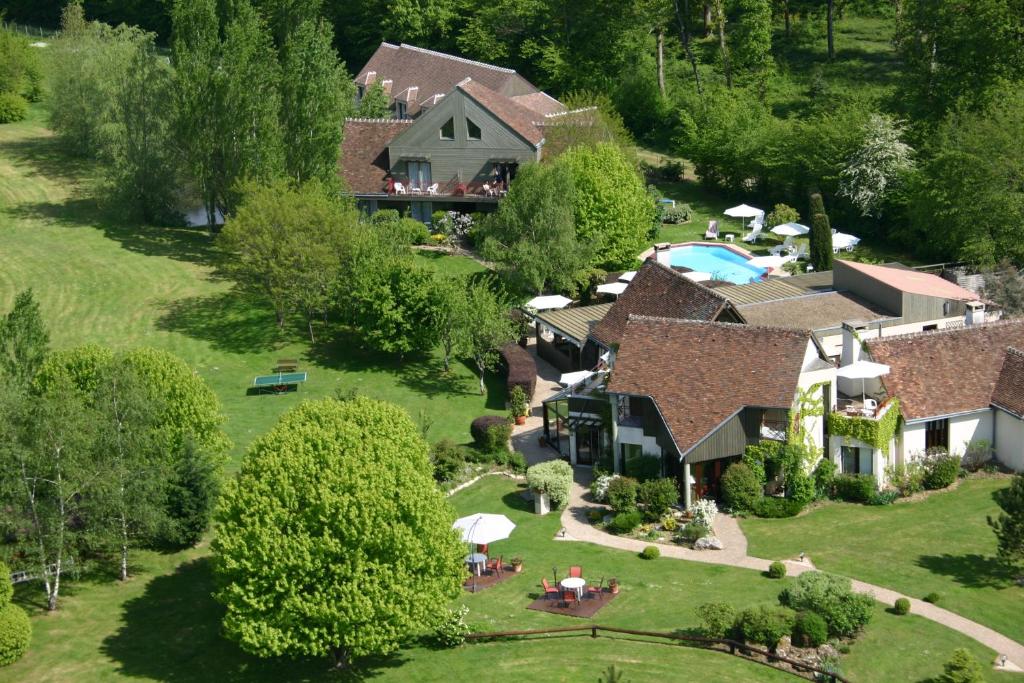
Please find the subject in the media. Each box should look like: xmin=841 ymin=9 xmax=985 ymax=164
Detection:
xmin=668 ymin=245 xmax=766 ymax=284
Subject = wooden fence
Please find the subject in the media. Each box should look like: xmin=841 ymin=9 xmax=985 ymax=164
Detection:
xmin=465 ymin=624 xmax=849 ymax=682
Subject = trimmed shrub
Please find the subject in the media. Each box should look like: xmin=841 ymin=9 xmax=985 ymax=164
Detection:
xmin=611 ymin=510 xmax=642 ymax=533
xmin=938 ymin=648 xmax=986 ymax=683
xmin=785 ymin=469 xmax=816 ymax=505
xmin=470 ymin=416 xmax=512 ymax=452
xmin=768 ymin=561 xmax=787 ymax=579
xmin=679 ymin=522 xmax=710 ymax=542
xmin=499 ymin=343 xmax=537 ymax=401
xmin=607 ymin=476 xmax=639 ymax=513
xmin=430 ymin=439 xmax=466 ymax=482
xmin=894 ymin=597 xmax=911 ymax=615
xmin=792 ymin=611 xmax=828 ymax=648
xmin=721 ymin=462 xmax=762 ymax=512
xmin=638 ymin=478 xmax=679 ymax=519
xmin=734 ymin=606 xmax=796 ymax=650
xmin=834 ymin=474 xmax=877 ymax=503
xmin=696 ymin=602 xmax=736 ymax=638
xmin=780 ymin=571 xmax=874 ymax=638
xmin=813 ymin=458 xmax=837 ymax=499
xmin=525 ymin=460 xmax=573 ymax=508
xmin=505 ymin=451 xmax=527 ymax=474
xmin=640 ymin=545 xmax=660 ymax=560
xmin=923 ymin=452 xmax=961 ymax=490
xmin=0 ymin=92 xmax=28 ymax=124
xmin=625 ymin=454 xmax=662 ymax=482
xmin=0 ymin=603 xmax=31 ymax=666
xmin=923 ymin=592 xmax=941 ymax=604
xmin=753 ymin=496 xmax=804 ymax=518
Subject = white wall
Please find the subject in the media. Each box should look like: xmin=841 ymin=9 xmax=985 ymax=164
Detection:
xmin=995 ymin=410 xmax=1024 ymax=472
xmin=898 ymin=410 xmax=993 ymax=463
xmin=828 ymin=435 xmax=889 ymax=487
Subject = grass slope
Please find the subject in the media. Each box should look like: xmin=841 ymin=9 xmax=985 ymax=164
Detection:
xmin=741 ymin=477 xmax=1024 ymax=644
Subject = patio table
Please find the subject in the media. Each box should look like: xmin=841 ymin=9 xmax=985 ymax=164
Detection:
xmin=465 ymin=553 xmax=487 ymax=576
xmin=560 ymin=576 xmax=586 ymax=599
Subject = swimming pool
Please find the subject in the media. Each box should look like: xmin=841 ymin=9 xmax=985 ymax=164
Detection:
xmin=667 ymin=244 xmax=766 ymax=284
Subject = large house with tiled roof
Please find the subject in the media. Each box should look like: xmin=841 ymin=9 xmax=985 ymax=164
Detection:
xmin=341 ymin=43 xmax=568 ymax=222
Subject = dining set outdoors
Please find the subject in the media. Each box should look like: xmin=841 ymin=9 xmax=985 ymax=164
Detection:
xmin=541 ymin=565 xmax=608 ymax=609
xmin=453 ymin=513 xmax=517 ymax=591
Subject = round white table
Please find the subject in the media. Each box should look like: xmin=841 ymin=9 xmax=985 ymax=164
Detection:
xmin=560 ymin=576 xmax=586 ymax=599
xmin=465 ymin=553 xmax=487 ymax=576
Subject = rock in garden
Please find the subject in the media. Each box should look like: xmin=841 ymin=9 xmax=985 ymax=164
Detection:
xmin=694 ymin=536 xmax=724 ymax=550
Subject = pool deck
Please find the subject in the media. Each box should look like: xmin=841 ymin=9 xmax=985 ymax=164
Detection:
xmin=638 ymin=240 xmax=756 ymax=261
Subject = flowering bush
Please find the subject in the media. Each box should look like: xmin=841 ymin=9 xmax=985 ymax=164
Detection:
xmin=434 ymin=605 xmax=470 ymax=647
xmin=436 ymin=211 xmax=474 ymax=245
xmin=590 ymin=473 xmax=619 ymax=503
xmin=689 ymin=498 xmax=718 ymax=530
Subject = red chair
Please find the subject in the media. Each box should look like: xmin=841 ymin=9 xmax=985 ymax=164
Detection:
xmin=587 ymin=577 xmax=604 ymax=600
xmin=477 ymin=544 xmax=489 ymax=555
xmin=562 ymin=590 xmax=579 ymax=609
xmin=487 ymin=555 xmax=503 ymax=576
xmin=541 ymin=578 xmax=559 ymax=600
xmin=568 ymin=565 xmax=583 ymax=579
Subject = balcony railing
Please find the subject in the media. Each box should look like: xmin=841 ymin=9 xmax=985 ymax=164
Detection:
xmin=385 ymin=177 xmax=507 ymax=199
xmin=836 ymin=397 xmax=895 ymax=421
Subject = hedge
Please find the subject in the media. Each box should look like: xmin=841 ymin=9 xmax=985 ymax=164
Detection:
xmin=500 ymin=343 xmax=536 ymax=402
xmin=834 ymin=474 xmax=877 ymax=503
xmin=0 ymin=603 xmax=30 ymax=666
xmin=526 ymin=460 xmax=573 ymax=508
xmin=470 ymin=415 xmax=512 ymax=451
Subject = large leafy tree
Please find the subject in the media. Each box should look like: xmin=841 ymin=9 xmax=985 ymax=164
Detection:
xmin=732 ymin=0 xmax=774 ymax=90
xmin=479 ymin=162 xmax=593 ymax=295
xmin=219 ymin=179 xmax=357 ymax=333
xmin=355 ymin=80 xmax=390 ymax=118
xmin=345 ymin=260 xmax=438 ymax=359
xmin=988 ymin=474 xmax=1024 ymax=569
xmin=556 ymin=143 xmax=656 ymax=269
xmin=838 ymin=114 xmax=915 ymax=218
xmin=454 ymin=278 xmax=515 ymax=395
xmin=213 ymin=397 xmax=465 ymax=669
xmin=280 ymin=19 xmax=352 ymax=186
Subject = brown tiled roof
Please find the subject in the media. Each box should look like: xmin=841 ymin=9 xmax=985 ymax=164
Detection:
xmin=355 ymin=43 xmax=543 ymax=116
xmin=510 ymin=92 xmax=567 ymax=116
xmin=339 ymin=118 xmax=412 ymax=194
xmin=608 ymin=317 xmax=813 ymax=455
xmin=738 ymin=292 xmax=894 ymax=332
xmin=992 ymin=348 xmax=1024 ymax=418
xmin=590 ymin=260 xmax=744 ymax=348
xmin=457 ymin=79 xmax=545 ymax=147
xmin=866 ymin=319 xmax=1024 ymax=420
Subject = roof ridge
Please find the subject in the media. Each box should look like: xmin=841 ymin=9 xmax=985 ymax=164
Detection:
xmin=399 ymin=43 xmax=518 ymax=75
xmin=344 ymin=117 xmax=414 ymax=124
xmin=543 ymin=105 xmax=598 ymax=119
xmin=626 ymin=314 xmax=810 ymax=338
xmin=867 ymin=317 xmax=1024 ymax=345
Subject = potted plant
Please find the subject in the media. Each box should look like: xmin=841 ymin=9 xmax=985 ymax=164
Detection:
xmin=509 ymin=385 xmax=529 ymax=426
xmin=510 ymin=557 xmax=523 ymax=573
xmin=608 ymin=578 xmax=619 ymax=595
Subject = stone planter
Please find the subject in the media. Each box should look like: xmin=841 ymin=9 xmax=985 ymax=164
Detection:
xmin=515 ymin=415 xmax=527 ymax=426
xmin=533 ymin=490 xmax=551 ymax=515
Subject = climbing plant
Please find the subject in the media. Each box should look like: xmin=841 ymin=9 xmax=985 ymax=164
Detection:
xmin=827 ymin=399 xmax=901 ymax=455
xmin=787 ymin=383 xmax=827 ymax=469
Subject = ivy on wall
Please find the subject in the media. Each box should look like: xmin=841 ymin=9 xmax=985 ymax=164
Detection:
xmin=827 ymin=399 xmax=901 ymax=454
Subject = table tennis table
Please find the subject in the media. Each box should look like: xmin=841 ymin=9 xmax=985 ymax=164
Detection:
xmin=252 ymin=372 xmax=307 ymax=394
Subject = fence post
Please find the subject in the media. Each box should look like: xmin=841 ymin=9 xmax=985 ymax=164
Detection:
xmin=591 ymin=626 xmax=598 ymax=639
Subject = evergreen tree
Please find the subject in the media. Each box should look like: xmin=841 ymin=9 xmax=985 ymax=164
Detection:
xmin=988 ymin=474 xmax=1024 ymax=569
xmin=0 ymin=289 xmax=49 ymax=388
xmin=808 ymin=192 xmax=833 ymax=272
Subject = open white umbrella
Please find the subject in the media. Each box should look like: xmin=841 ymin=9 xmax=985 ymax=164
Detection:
xmin=453 ymin=513 xmax=516 ymax=545
xmin=525 ymin=295 xmax=573 ymax=311
xmin=724 ymin=204 xmax=763 ymax=218
xmin=596 ymin=282 xmax=628 ymax=296
xmin=618 ymin=271 xmax=637 ymax=282
xmin=832 ymin=232 xmax=861 ymax=251
xmin=559 ymin=370 xmax=595 ymax=387
xmin=837 ymin=360 xmax=890 ymax=404
xmin=682 ymin=271 xmax=712 ymax=282
xmin=770 ymin=222 xmax=810 ymax=237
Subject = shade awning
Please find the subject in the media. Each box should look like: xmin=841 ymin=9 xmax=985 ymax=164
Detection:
xmin=724 ymin=204 xmax=763 ymax=218
xmin=525 ymin=295 xmax=573 ymax=311
xmin=770 ymin=222 xmax=810 ymax=237
xmin=559 ymin=370 xmax=595 ymax=387
xmin=618 ymin=271 xmax=637 ymax=282
xmin=836 ymin=360 xmax=890 ymax=380
xmin=596 ymin=282 xmax=628 ymax=296
xmin=452 ymin=513 xmax=516 ymax=545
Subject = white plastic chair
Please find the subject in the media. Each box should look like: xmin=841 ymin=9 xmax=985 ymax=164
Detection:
xmin=426 ymin=183 xmax=439 ymax=195
xmin=393 ymin=182 xmax=407 ymax=195
xmin=704 ymin=220 xmax=719 ymax=240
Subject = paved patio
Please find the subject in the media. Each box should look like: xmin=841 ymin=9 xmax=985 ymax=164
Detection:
xmin=526 ymin=589 xmax=618 ymax=618
xmin=510 ymin=338 xmax=563 ymax=467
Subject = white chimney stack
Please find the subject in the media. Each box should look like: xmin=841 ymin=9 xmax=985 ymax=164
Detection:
xmin=654 ymin=243 xmax=672 ymax=267
xmin=965 ymin=301 xmax=986 ymax=326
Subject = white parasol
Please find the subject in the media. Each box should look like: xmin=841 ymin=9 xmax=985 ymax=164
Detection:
xmin=770 ymin=222 xmax=810 ymax=237
xmin=525 ymin=295 xmax=573 ymax=311
xmin=596 ymin=282 xmax=628 ymax=296
xmin=453 ymin=513 xmax=516 ymax=545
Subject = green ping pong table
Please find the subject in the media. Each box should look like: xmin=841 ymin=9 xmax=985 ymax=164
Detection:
xmin=252 ymin=372 xmax=307 ymax=394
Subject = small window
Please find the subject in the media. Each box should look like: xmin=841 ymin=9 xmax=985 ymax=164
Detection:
xmin=467 ymin=118 xmax=481 ymax=140
xmin=925 ymin=418 xmax=949 ymax=451
xmin=356 ymin=85 xmax=364 ymax=99
xmin=841 ymin=446 xmax=873 ymax=475
xmin=440 ymin=118 xmax=454 ymax=140
xmin=923 ymin=324 xmax=938 ymax=331
xmin=397 ymin=102 xmax=407 ymax=119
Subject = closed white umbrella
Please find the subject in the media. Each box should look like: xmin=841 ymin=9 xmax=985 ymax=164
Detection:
xmin=525 ymin=295 xmax=573 ymax=311
xmin=453 ymin=513 xmax=516 ymax=545
xmin=596 ymin=282 xmax=628 ymax=296
xmin=559 ymin=370 xmax=595 ymax=387
xmin=770 ymin=222 xmax=810 ymax=237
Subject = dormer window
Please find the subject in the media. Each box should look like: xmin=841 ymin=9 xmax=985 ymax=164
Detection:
xmin=440 ymin=118 xmax=455 ymax=140
xmin=356 ymin=85 xmax=365 ymax=100
xmin=397 ymin=102 xmax=407 ymax=119
xmin=467 ymin=118 xmax=481 ymax=140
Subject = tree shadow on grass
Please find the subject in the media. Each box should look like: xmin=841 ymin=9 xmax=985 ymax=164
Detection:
xmin=915 ymin=553 xmax=1018 ymax=590
xmin=156 ymin=291 xmax=285 ymax=354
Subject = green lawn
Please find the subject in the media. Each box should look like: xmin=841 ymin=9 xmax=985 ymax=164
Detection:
xmin=0 ymin=108 xmax=506 ymax=466
xmin=741 ymin=477 xmax=1024 ymax=645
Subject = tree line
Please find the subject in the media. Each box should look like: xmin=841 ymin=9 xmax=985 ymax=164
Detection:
xmin=0 ymin=291 xmax=228 ymax=612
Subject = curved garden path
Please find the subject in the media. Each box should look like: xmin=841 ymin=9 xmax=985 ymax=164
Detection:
xmin=558 ymin=470 xmax=1024 ymax=672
